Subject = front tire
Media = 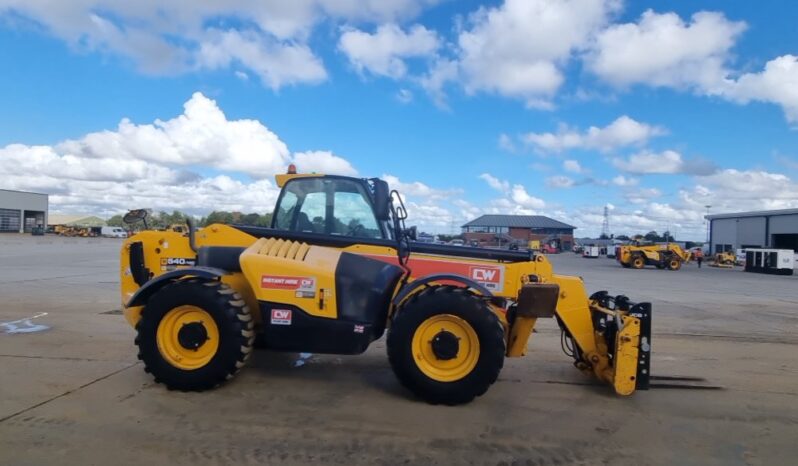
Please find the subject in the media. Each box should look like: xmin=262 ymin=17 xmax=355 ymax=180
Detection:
xmin=631 ymin=256 xmax=645 ymax=269
xmin=135 ymin=279 xmax=254 ymax=391
xmin=387 ymin=286 xmax=505 ymax=405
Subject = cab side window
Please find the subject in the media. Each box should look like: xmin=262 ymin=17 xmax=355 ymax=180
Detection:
xmin=298 ymin=192 xmax=326 ymax=233
xmin=274 ymin=191 xmax=298 ymax=230
xmin=333 ymin=190 xmax=380 ymax=238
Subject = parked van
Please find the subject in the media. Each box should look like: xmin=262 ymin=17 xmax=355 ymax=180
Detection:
xmin=101 ymin=226 xmax=128 ymax=238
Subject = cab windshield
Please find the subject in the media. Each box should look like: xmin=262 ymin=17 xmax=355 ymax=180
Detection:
xmin=273 ymin=178 xmax=384 ymax=239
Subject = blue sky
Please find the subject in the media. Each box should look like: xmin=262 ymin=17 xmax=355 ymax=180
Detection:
xmin=1 ymin=0 xmax=797 ymax=239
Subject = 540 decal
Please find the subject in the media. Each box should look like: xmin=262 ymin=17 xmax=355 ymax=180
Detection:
xmin=160 ymin=257 xmax=196 ymax=271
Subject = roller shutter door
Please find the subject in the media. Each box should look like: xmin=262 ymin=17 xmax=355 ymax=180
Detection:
xmin=0 ymin=208 xmax=21 ymax=232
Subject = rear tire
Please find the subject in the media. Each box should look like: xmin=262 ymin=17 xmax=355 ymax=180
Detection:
xmin=387 ymin=286 xmax=505 ymax=405
xmin=136 ymin=279 xmax=254 ymax=391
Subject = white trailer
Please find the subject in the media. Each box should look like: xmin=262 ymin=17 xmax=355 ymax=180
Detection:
xmin=744 ymin=249 xmax=794 ymax=276
xmin=582 ymin=246 xmax=600 ymax=258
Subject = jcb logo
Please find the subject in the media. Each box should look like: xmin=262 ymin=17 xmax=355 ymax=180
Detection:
xmin=469 ymin=266 xmax=503 ymax=285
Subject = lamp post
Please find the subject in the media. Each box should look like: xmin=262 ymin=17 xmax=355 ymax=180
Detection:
xmin=704 ymin=205 xmax=711 ymax=247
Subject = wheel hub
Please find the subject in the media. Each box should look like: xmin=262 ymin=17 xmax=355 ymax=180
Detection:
xmin=431 ymin=330 xmax=460 ymax=360
xmin=177 ymin=321 xmax=209 ymax=350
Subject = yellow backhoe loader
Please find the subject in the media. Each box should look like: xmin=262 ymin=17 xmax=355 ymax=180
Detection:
xmin=617 ymin=243 xmax=691 ymax=271
xmin=119 ymin=169 xmax=653 ymax=404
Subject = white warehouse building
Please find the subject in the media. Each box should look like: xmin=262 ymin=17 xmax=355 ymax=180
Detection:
xmin=706 ymin=208 xmax=798 ymax=254
xmin=0 ymin=189 xmax=49 ymax=233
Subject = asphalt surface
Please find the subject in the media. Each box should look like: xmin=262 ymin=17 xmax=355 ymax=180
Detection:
xmin=1 ymin=235 xmax=796 ymax=465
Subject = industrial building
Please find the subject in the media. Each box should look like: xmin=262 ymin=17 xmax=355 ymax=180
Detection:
xmin=706 ymin=208 xmax=798 ymax=253
xmin=0 ymin=189 xmax=48 ymax=233
xmin=462 ymin=214 xmax=575 ymax=251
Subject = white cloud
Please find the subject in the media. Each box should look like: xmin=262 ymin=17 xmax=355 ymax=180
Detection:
xmin=717 ymin=55 xmax=798 ymax=125
xmin=613 ymin=150 xmax=683 ymax=174
xmin=510 ymin=184 xmax=545 ymax=209
xmin=0 ymin=1 xmax=440 ymax=89
xmin=396 ymin=88 xmax=414 ymax=103
xmin=382 ymin=174 xmax=459 ymax=201
xmin=338 ymin=23 xmax=439 ymax=79
xmin=418 ymin=58 xmax=459 ymax=109
xmin=197 ymin=29 xmax=327 ymax=89
xmin=0 ymin=92 xmax=360 ymax=218
xmin=545 ymin=176 xmax=575 ymax=189
xmin=694 ymin=169 xmax=798 ymax=208
xmin=293 ymin=151 xmax=358 ymax=176
xmin=498 ymin=133 xmax=517 ymax=153
xmin=613 ymin=150 xmax=717 ymax=175
xmin=624 ymin=187 xmax=661 ymax=204
xmin=523 ymin=115 xmax=665 ymax=153
xmin=563 ymin=160 xmax=583 ymax=173
xmin=479 ymin=173 xmax=510 ymax=193
xmin=611 ymin=175 xmax=639 ymax=187
xmin=587 ymin=10 xmax=746 ymax=90
xmin=58 ymin=92 xmax=292 ymax=178
xmin=455 ymin=0 xmax=620 ymax=107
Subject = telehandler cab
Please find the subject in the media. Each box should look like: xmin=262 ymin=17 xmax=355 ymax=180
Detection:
xmin=120 ymin=168 xmax=652 ymax=404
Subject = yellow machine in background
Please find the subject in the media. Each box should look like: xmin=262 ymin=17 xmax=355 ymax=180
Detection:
xmin=527 ymin=239 xmax=540 ymax=251
xmin=711 ymin=251 xmax=736 ymax=268
xmin=119 ymin=170 xmax=653 ymax=405
xmin=617 ymin=243 xmax=691 ymax=270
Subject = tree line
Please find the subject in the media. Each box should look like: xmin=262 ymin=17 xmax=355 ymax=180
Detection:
xmin=106 ymin=210 xmax=273 ymax=230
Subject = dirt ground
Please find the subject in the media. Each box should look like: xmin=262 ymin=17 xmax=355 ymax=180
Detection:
xmin=1 ymin=235 xmax=796 ymax=465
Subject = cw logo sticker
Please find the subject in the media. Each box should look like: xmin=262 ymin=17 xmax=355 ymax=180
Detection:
xmin=469 ymin=265 xmax=504 ymax=292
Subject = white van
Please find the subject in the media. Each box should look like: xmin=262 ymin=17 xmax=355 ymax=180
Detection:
xmin=101 ymin=226 xmax=128 ymax=238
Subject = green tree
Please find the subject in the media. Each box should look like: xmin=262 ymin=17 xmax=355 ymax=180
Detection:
xmin=107 ymin=214 xmax=125 ymax=227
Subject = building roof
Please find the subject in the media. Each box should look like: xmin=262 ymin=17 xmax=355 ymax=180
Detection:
xmin=705 ymin=208 xmax=798 ymax=220
xmin=0 ymin=188 xmax=49 ymax=197
xmin=48 ymin=215 xmax=106 ymax=227
xmin=462 ymin=214 xmax=575 ymax=230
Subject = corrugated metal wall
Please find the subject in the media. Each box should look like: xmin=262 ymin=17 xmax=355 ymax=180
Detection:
xmin=769 ymin=214 xmax=798 ymax=234
xmin=736 ymin=217 xmax=766 ymax=247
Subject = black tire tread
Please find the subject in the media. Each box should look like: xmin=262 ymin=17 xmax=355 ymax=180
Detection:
xmin=135 ymin=278 xmax=254 ymax=391
xmin=387 ymin=285 xmax=505 ymax=405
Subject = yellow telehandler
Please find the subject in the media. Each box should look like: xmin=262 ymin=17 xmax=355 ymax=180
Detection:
xmin=617 ymin=243 xmax=691 ymax=271
xmin=119 ymin=168 xmax=653 ymax=404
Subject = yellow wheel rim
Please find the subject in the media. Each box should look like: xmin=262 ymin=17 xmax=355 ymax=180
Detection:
xmin=633 ymin=258 xmax=643 ymax=268
xmin=156 ymin=305 xmax=219 ymax=370
xmin=411 ymin=314 xmax=480 ymax=383
xmin=670 ymin=260 xmax=679 ymax=269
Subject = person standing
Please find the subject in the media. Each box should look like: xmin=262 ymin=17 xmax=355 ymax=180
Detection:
xmin=695 ymin=249 xmax=703 ymax=268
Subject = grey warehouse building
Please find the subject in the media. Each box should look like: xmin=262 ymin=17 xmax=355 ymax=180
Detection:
xmin=706 ymin=208 xmax=798 ymax=253
xmin=0 ymin=189 xmax=48 ymax=233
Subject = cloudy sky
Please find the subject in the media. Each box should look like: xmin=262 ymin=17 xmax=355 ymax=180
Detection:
xmin=1 ymin=0 xmax=797 ymax=239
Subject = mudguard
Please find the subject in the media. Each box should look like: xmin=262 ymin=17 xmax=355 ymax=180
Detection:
xmin=126 ymin=266 xmax=228 ymax=307
xmin=392 ymin=273 xmax=493 ymax=307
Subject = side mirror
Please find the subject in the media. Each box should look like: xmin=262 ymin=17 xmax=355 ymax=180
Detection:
xmin=406 ymin=226 xmax=417 ymax=241
xmin=373 ymin=179 xmax=391 ymax=221
xmin=123 ymin=209 xmax=148 ymax=224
